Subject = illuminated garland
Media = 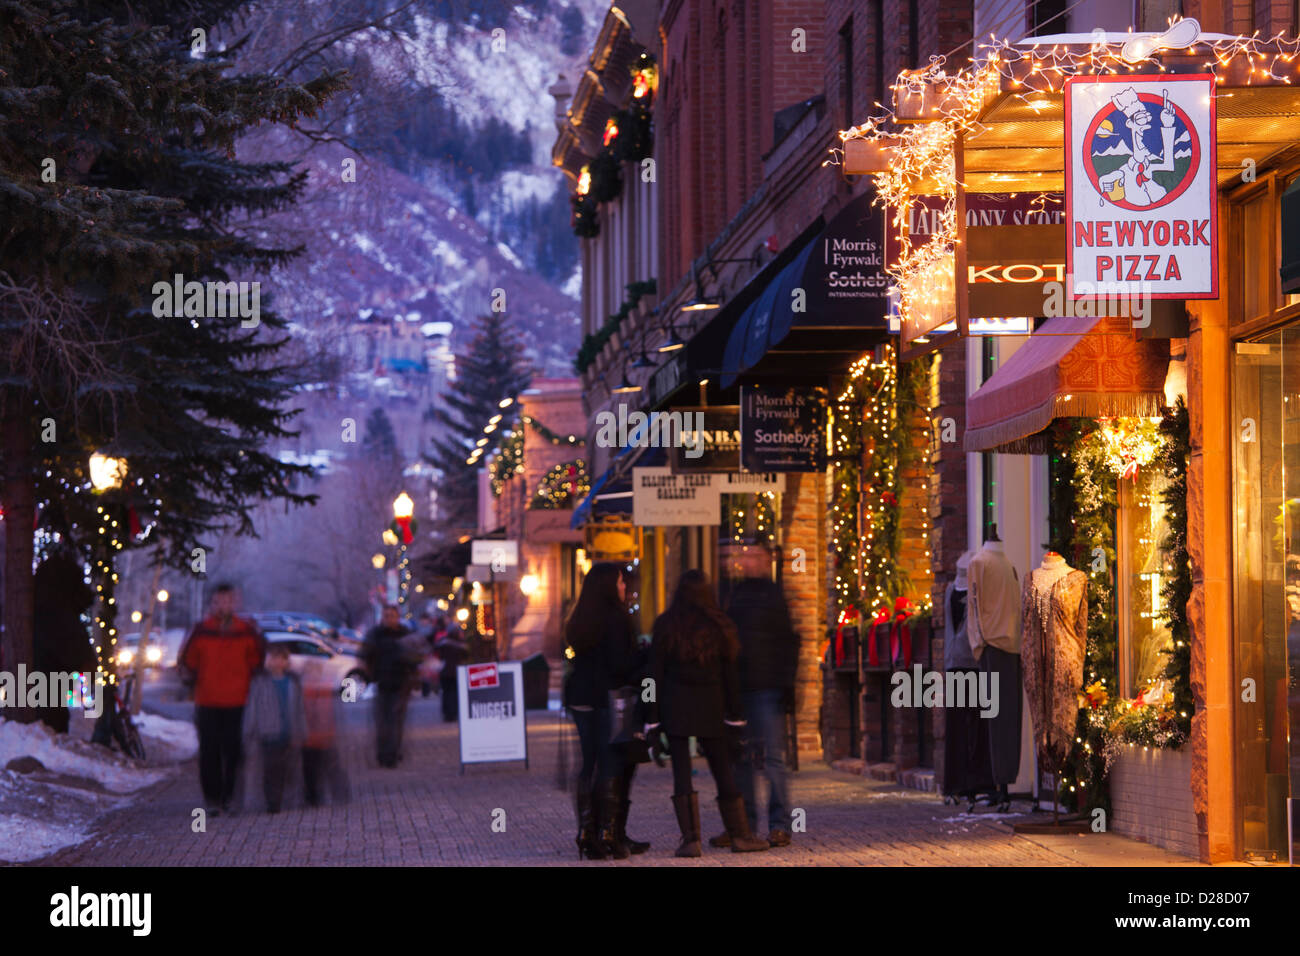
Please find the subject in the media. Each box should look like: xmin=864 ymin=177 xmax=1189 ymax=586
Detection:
xmin=530 ymin=459 xmax=589 ymax=509
xmin=831 ymin=21 xmax=1300 ymax=334
xmin=489 ymin=428 xmax=524 ymax=497
xmin=574 ymin=278 xmax=657 ymax=374
xmin=830 ymin=345 xmax=933 ymax=622
xmin=522 ymin=415 xmax=584 ymax=447
xmin=724 ymin=491 xmax=776 ymax=544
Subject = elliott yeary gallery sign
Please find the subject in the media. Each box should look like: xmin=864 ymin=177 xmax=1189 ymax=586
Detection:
xmin=1065 ymin=73 xmax=1217 ymax=300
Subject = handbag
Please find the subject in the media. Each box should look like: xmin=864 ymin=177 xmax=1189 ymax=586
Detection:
xmin=608 ymin=686 xmax=650 ymax=763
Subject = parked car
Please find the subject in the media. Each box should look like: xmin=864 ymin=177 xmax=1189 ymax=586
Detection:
xmin=116 ymin=629 xmax=185 ymax=672
xmin=263 ymin=631 xmax=368 ymax=697
xmin=251 ymin=612 xmax=363 ymax=655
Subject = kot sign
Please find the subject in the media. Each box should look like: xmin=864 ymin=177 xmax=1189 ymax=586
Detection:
xmin=1065 ymin=74 xmax=1217 ymax=299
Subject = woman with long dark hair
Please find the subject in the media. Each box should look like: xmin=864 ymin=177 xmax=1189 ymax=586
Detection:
xmin=563 ymin=561 xmax=648 ymax=860
xmin=646 ymin=570 xmax=769 ymax=856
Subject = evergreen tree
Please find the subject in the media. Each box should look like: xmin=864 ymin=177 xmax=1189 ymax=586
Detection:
xmin=0 ymin=0 xmax=345 ymax=696
xmin=362 ymin=407 xmax=400 ymax=463
xmin=424 ymin=313 xmax=532 ymax=538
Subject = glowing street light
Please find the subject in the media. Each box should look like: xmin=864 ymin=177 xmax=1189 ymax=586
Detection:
xmin=371 ymin=553 xmax=386 ymax=570
xmin=89 ymin=453 xmax=127 ymax=492
xmin=519 ymin=573 xmax=540 ymax=597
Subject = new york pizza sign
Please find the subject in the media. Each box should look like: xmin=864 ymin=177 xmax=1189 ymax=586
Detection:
xmin=1065 ymin=74 xmax=1217 ymax=299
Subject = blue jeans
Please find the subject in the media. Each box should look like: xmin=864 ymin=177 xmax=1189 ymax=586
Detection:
xmin=737 ymin=689 xmax=791 ymax=832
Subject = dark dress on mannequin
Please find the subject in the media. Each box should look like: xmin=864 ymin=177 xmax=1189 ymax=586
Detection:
xmin=942 ymin=584 xmax=994 ymax=800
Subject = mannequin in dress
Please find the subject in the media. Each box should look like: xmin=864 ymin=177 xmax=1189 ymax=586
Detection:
xmin=942 ymin=552 xmax=994 ymax=805
xmin=966 ymin=525 xmax=1022 ymax=808
xmin=1020 ymin=551 xmax=1089 ymax=778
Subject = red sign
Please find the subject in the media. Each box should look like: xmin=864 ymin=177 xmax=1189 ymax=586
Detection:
xmin=467 ymin=663 xmax=499 ymax=689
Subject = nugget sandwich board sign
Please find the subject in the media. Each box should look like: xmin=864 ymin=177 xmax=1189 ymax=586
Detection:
xmin=1064 ymin=74 xmax=1217 ymax=300
xmin=458 ymin=661 xmax=528 ymax=772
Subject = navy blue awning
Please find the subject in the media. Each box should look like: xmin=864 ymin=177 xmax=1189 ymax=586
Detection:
xmin=720 ymin=190 xmax=891 ymax=388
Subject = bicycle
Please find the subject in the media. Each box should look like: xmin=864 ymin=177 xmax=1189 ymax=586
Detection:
xmin=90 ymin=673 xmax=147 ymax=761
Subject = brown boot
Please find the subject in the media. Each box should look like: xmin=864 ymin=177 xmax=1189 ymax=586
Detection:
xmin=671 ymin=792 xmax=702 ymax=858
xmin=708 ymin=831 xmax=731 ymax=848
xmin=717 ymin=795 xmax=769 ymax=852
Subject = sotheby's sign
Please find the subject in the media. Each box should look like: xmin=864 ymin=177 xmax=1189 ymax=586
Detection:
xmin=1064 ymin=74 xmax=1217 ymax=300
xmin=740 ymin=386 xmax=826 ymax=472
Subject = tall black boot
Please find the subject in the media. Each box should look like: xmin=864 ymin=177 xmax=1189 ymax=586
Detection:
xmin=598 ymin=778 xmax=630 ymax=859
xmin=717 ymin=794 xmax=769 ymax=853
xmin=575 ymin=783 xmax=601 ymax=859
xmin=616 ymin=765 xmax=650 ymax=854
xmin=671 ymin=792 xmax=702 ymax=858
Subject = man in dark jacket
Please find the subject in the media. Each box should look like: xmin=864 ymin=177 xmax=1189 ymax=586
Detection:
xmin=720 ymin=547 xmax=799 ymax=847
xmin=180 ymin=583 xmax=265 ymax=815
xmin=362 ymin=604 xmax=418 ymax=766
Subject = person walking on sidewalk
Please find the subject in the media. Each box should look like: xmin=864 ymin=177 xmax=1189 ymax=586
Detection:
xmin=711 ymin=546 xmax=799 ymax=849
xmin=241 ymin=643 xmax=306 ymax=813
xmin=563 ymin=562 xmax=647 ymax=860
xmin=180 ymin=583 xmax=265 ymax=816
xmin=646 ymin=570 xmax=769 ymax=857
xmin=362 ymin=604 xmax=420 ymax=767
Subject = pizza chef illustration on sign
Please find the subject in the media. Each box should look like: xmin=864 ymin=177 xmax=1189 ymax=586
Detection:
xmin=1065 ymin=73 xmax=1217 ymax=300
xmin=1087 ymin=86 xmax=1198 ymax=209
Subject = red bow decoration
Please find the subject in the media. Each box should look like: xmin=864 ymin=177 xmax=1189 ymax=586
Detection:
xmin=833 ymin=606 xmax=860 ymax=667
xmin=890 ymin=596 xmax=914 ymax=670
xmin=881 ymin=490 xmax=897 ymax=507
xmin=395 ymin=515 xmax=413 ymax=545
xmin=865 ymin=604 xmax=892 ymax=668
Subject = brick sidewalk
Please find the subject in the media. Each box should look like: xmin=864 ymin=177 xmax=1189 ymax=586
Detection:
xmin=38 ymin=698 xmax=1202 ymax=866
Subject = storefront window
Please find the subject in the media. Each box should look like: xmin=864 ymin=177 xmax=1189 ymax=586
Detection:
xmin=1232 ymin=332 xmax=1298 ymax=861
xmin=1118 ymin=469 xmax=1174 ymax=697
xmin=1241 ymin=191 xmax=1273 ymax=322
xmin=718 ymin=491 xmax=781 ymax=605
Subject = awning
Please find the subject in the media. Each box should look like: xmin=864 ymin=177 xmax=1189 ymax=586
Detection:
xmin=965 ymin=316 xmax=1170 ymax=454
xmin=720 ymin=189 xmax=891 ymax=388
xmin=570 ymin=443 xmax=665 ymax=528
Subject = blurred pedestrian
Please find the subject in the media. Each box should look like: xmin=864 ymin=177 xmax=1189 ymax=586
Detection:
xmin=433 ymin=618 xmax=468 ymax=723
xmin=646 ymin=570 xmax=768 ymax=856
xmin=418 ymin=612 xmax=437 ymax=697
xmin=563 ymin=562 xmax=646 ymax=860
xmin=362 ymin=604 xmax=419 ymax=767
xmin=301 ymin=658 xmax=349 ymax=807
xmin=712 ymin=546 xmax=799 ymax=848
xmin=181 ymin=583 xmax=265 ymax=816
xmin=241 ymin=644 xmax=305 ymax=813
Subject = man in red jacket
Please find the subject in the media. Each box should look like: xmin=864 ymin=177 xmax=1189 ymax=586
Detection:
xmin=181 ymin=583 xmax=265 ymax=815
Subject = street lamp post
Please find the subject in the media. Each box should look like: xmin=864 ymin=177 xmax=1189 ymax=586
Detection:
xmin=392 ymin=491 xmax=415 ymax=612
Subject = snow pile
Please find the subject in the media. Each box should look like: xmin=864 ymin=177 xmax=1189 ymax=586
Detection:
xmin=0 ymin=813 xmax=91 ymax=864
xmin=134 ymin=713 xmax=198 ymax=761
xmin=0 ymin=718 xmax=167 ymax=795
xmin=0 ymin=712 xmax=196 ymax=862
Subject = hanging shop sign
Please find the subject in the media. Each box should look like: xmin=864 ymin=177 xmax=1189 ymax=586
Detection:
xmin=669 ymin=406 xmax=740 ymax=472
xmin=584 ymin=516 xmax=637 ymax=560
xmin=803 ymin=190 xmax=890 ymax=320
xmin=1065 ymin=74 xmax=1218 ymax=299
xmin=633 ymin=467 xmax=720 ymax=526
xmin=740 ymin=386 xmax=827 ymax=472
xmin=470 ymin=539 xmax=518 ymax=570
xmin=632 ymin=467 xmax=787 ymax=527
xmin=888 ymin=193 xmax=1065 ymax=341
xmin=457 ymin=661 xmax=528 ymax=769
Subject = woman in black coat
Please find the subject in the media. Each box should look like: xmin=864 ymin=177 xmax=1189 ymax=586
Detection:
xmin=645 ymin=570 xmax=768 ymax=856
xmin=563 ymin=562 xmax=647 ymax=860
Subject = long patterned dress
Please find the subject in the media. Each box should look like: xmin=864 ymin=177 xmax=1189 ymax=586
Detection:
xmin=1020 ymin=568 xmax=1088 ymax=774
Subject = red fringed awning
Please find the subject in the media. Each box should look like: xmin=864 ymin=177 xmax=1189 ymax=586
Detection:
xmin=964 ymin=316 xmax=1170 ymax=454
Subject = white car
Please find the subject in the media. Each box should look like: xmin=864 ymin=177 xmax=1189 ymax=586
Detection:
xmin=264 ymin=631 xmax=369 ymax=697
